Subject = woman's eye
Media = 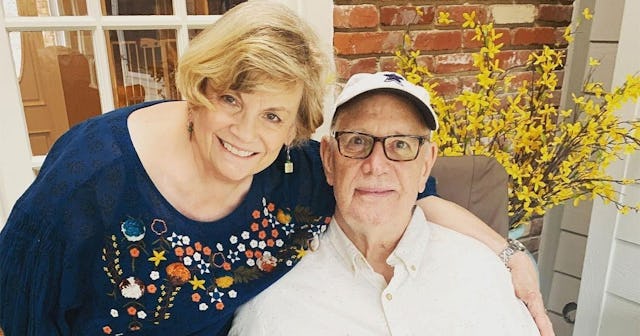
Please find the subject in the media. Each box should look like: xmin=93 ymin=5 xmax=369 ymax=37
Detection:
xmin=220 ymin=94 xmax=238 ymax=105
xmin=265 ymin=112 xmax=282 ymax=123
xmin=348 ymin=135 xmax=366 ymax=146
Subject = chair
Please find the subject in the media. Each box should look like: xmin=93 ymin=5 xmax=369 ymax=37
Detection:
xmin=429 ymin=155 xmax=509 ymax=237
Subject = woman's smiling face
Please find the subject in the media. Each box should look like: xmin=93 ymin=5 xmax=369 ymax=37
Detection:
xmin=192 ymin=82 xmax=303 ymax=183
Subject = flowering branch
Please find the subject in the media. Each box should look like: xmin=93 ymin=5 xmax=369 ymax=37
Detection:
xmin=396 ymin=9 xmax=640 ymax=228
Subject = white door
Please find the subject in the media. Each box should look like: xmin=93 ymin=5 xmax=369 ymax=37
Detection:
xmin=0 ymin=0 xmax=334 ymax=227
xmin=574 ymin=0 xmax=640 ymax=334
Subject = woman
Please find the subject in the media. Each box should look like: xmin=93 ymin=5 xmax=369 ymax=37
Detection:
xmin=0 ymin=1 xmax=550 ymax=335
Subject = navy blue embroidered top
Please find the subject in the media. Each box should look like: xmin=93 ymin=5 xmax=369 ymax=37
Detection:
xmin=0 ymin=101 xmax=436 ymax=335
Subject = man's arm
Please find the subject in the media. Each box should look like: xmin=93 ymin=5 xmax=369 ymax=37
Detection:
xmin=417 ymin=196 xmax=555 ymax=336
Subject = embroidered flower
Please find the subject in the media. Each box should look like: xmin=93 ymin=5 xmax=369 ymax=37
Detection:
xmin=189 ymin=275 xmax=206 ymax=291
xmin=137 ymin=311 xmax=147 ymax=319
xmin=148 ymin=250 xmax=167 ymax=267
xmin=121 ymin=218 xmax=145 ymax=242
xmin=150 ymin=219 xmax=167 ymax=235
xmin=228 ymin=290 xmax=237 ymax=298
xmin=209 ymin=288 xmax=225 ymax=303
xmin=276 ymin=209 xmax=291 ymax=224
xmin=129 ymin=247 xmax=140 ymax=258
xmin=215 ymin=276 xmax=234 ymax=288
xmin=199 ymin=303 xmax=208 ymax=311
xmin=119 ymin=277 xmax=145 ymax=299
xmin=110 ymin=309 xmax=119 ymax=318
xmin=147 ymin=284 xmax=157 ymax=294
xmin=166 ymin=262 xmax=191 ymax=286
xmin=227 ymin=250 xmax=240 ymax=263
xmin=196 ymin=260 xmax=211 ymax=274
xmin=149 ymin=270 xmax=160 ymax=280
xmin=256 ymin=252 xmax=277 ymax=272
xmin=192 ymin=293 xmax=201 ymax=302
xmin=102 ymin=326 xmax=112 ymax=334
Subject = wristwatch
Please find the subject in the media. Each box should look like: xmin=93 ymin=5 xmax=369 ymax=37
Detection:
xmin=499 ymin=238 xmax=527 ymax=269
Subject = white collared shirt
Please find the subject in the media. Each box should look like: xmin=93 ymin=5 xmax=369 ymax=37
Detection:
xmin=230 ymin=209 xmax=539 ymax=336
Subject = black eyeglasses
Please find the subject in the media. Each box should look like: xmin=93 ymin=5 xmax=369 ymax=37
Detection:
xmin=333 ymin=131 xmax=429 ymax=162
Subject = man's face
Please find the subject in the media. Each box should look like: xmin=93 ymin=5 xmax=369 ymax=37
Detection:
xmin=321 ymin=92 xmax=438 ymax=230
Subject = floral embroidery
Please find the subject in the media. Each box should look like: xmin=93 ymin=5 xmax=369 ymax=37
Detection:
xmin=101 ymin=197 xmax=330 ymax=334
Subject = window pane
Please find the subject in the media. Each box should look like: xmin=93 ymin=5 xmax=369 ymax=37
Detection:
xmin=10 ymin=30 xmax=101 ymax=155
xmin=186 ymin=0 xmax=246 ymax=15
xmin=106 ymin=29 xmax=179 ymax=107
xmin=102 ymin=0 xmax=173 ymax=15
xmin=188 ymin=29 xmax=203 ymax=40
xmin=3 ymin=0 xmax=87 ymax=17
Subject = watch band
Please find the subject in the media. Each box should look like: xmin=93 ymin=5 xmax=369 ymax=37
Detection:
xmin=498 ymin=238 xmax=527 ymax=268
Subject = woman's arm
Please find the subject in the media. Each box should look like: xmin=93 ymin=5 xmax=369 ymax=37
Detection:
xmin=417 ymin=196 xmax=555 ymax=336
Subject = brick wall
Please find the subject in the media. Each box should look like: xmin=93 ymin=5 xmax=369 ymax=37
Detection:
xmin=333 ymin=1 xmax=575 ymax=99
xmin=333 ymin=1 xmax=576 ymax=252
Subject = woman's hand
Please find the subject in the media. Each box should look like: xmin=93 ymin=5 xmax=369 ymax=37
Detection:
xmin=509 ymin=252 xmax=555 ymax=336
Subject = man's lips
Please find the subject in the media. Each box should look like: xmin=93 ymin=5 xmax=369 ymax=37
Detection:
xmin=355 ymin=187 xmax=395 ymax=196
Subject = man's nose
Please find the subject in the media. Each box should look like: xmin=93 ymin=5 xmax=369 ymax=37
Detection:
xmin=361 ymin=142 xmax=390 ymax=175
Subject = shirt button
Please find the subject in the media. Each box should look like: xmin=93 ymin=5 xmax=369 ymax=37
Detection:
xmin=410 ymin=265 xmax=416 ymax=271
xmin=385 ymin=293 xmax=393 ymax=301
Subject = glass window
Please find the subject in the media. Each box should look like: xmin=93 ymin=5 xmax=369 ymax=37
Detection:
xmin=106 ymin=29 xmax=179 ymax=107
xmin=9 ymin=30 xmax=101 ymax=155
xmin=102 ymin=0 xmax=173 ymax=15
xmin=186 ymin=0 xmax=246 ymax=15
xmin=3 ymin=0 xmax=87 ymax=17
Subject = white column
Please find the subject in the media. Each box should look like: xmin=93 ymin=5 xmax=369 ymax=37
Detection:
xmin=0 ymin=6 xmax=36 ymax=227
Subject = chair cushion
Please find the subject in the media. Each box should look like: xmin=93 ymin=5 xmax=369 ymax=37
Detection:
xmin=430 ymin=155 xmax=509 ymax=237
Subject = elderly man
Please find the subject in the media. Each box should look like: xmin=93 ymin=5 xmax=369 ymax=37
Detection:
xmin=229 ymin=72 xmax=540 ymax=335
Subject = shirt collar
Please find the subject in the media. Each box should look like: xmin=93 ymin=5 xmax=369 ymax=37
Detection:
xmin=326 ymin=208 xmax=432 ymax=279
xmin=388 ymin=207 xmax=431 ymax=279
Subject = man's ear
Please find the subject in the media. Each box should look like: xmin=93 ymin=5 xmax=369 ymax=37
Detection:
xmin=418 ymin=141 xmax=438 ymax=193
xmin=320 ymin=135 xmax=335 ymax=187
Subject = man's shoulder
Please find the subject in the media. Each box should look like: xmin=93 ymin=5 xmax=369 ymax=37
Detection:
xmin=424 ymin=222 xmax=505 ymax=269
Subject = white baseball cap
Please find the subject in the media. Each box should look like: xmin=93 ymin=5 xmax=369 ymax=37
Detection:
xmin=333 ymin=71 xmax=438 ymax=130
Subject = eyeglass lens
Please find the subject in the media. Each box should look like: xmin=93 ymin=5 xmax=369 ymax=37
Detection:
xmin=335 ymin=132 xmax=425 ymax=161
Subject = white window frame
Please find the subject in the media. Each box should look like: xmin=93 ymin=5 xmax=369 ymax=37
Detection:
xmin=0 ymin=0 xmax=334 ymax=226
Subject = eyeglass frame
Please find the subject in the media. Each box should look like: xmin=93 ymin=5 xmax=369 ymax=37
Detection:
xmin=332 ymin=131 xmax=430 ymax=162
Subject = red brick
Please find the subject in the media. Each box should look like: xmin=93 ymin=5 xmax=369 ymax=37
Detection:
xmin=460 ymin=75 xmax=478 ymax=92
xmin=495 ymin=50 xmax=531 ymax=70
xmin=555 ymin=27 xmax=570 ymax=47
xmin=334 ymin=5 xmax=379 ymax=29
xmin=412 ymin=30 xmax=462 ymax=51
xmin=435 ymin=5 xmax=488 ymax=28
xmin=508 ymin=71 xmax=535 ymax=91
xmin=334 ymin=31 xmax=404 ymax=55
xmin=335 ymin=57 xmax=379 ymax=81
xmin=512 ymin=27 xmax=557 ymax=46
xmin=380 ymin=6 xmax=435 ymax=26
xmin=431 ymin=77 xmax=460 ymax=98
xmin=433 ymin=53 xmax=475 ymax=74
xmin=380 ymin=56 xmax=399 ymax=72
xmin=537 ymin=5 xmax=574 ymax=23
xmin=463 ymin=28 xmax=510 ymax=49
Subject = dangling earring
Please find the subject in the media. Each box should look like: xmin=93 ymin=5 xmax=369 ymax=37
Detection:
xmin=284 ymin=146 xmax=293 ymax=174
xmin=187 ymin=111 xmax=194 ymax=141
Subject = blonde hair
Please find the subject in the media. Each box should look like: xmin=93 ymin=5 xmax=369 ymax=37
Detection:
xmin=176 ymin=1 xmax=329 ymax=145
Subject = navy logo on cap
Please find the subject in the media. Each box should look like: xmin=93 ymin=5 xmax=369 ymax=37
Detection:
xmin=384 ymin=73 xmax=404 ymax=86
